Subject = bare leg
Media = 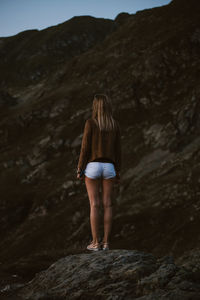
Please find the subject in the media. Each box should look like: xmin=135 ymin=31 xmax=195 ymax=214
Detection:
xmin=85 ymin=176 xmax=101 ymax=244
xmin=102 ymin=177 xmax=115 ymax=244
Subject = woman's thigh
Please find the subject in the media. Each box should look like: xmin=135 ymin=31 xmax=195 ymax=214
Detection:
xmin=102 ymin=177 xmax=115 ymax=206
xmin=85 ymin=176 xmax=101 ymax=206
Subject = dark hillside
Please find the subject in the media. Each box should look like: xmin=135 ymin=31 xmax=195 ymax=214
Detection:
xmin=0 ymin=16 xmax=118 ymax=88
xmin=1 ymin=0 xmax=200 ymax=298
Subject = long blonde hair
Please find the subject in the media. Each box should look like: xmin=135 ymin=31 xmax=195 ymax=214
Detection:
xmin=92 ymin=94 xmax=118 ymax=131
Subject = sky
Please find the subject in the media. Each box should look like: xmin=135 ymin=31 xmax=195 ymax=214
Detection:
xmin=0 ymin=0 xmax=171 ymax=37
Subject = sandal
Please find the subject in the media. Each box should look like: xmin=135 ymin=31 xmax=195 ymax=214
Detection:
xmin=87 ymin=241 xmax=101 ymax=251
xmin=101 ymin=242 xmax=109 ymax=250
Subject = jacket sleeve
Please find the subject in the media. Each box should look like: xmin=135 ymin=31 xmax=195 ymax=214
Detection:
xmin=77 ymin=119 xmax=92 ymax=171
xmin=115 ymin=122 xmax=121 ymax=173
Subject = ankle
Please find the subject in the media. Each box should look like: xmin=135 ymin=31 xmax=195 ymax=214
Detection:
xmin=93 ymin=239 xmax=99 ymax=244
xmin=102 ymin=238 xmax=109 ymax=244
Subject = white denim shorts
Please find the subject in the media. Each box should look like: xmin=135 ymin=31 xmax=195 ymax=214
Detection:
xmin=84 ymin=162 xmax=116 ymax=179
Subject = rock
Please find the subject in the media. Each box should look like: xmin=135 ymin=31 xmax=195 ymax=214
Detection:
xmin=38 ymin=136 xmax=51 ymax=147
xmin=21 ymin=161 xmax=47 ymax=183
xmin=0 ymin=90 xmax=18 ymax=107
xmin=49 ymin=100 xmax=69 ymax=118
xmin=143 ymin=124 xmax=164 ymax=148
xmin=191 ymin=28 xmax=200 ymax=44
xmin=26 ymin=153 xmax=46 ymax=167
xmin=139 ymin=97 xmax=151 ymax=109
xmin=114 ymin=12 xmax=132 ymax=26
xmin=71 ymin=134 xmax=82 ymax=148
xmin=16 ymin=249 xmax=200 ymax=300
xmin=62 ymin=180 xmax=74 ymax=190
xmin=123 ymin=149 xmax=174 ymax=182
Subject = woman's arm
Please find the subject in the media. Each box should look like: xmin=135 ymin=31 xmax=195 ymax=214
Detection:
xmin=77 ymin=119 xmax=92 ymax=172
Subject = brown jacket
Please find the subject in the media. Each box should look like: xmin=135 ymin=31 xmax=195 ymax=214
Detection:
xmin=77 ymin=118 xmax=121 ymax=172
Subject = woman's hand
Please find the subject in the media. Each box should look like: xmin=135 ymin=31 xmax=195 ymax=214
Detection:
xmin=77 ymin=173 xmax=84 ymax=180
xmin=77 ymin=170 xmax=84 ymax=180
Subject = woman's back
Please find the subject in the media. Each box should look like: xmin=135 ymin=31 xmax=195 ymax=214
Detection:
xmin=77 ymin=117 xmax=121 ymax=173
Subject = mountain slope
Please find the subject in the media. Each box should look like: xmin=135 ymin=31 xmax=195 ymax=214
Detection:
xmin=0 ymin=15 xmax=120 ymax=88
xmin=0 ymin=0 xmax=200 ymax=294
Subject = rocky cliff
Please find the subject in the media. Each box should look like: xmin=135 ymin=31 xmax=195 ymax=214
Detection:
xmin=0 ymin=0 xmax=200 ymax=298
xmin=16 ymin=249 xmax=200 ymax=299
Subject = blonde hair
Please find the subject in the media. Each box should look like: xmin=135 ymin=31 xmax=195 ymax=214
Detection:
xmin=92 ymin=94 xmax=118 ymax=131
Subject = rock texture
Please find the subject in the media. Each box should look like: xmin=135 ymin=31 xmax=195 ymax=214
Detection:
xmin=10 ymin=249 xmax=200 ymax=299
xmin=0 ymin=0 xmax=200 ymax=298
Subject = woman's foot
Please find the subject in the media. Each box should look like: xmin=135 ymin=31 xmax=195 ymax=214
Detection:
xmin=101 ymin=241 xmax=110 ymax=250
xmin=87 ymin=241 xmax=101 ymax=251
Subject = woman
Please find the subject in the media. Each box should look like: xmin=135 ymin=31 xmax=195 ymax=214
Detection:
xmin=76 ymin=94 xmax=121 ymax=251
